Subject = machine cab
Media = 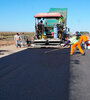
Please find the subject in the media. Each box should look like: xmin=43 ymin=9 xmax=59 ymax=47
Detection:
xmin=34 ymin=12 xmax=65 ymax=40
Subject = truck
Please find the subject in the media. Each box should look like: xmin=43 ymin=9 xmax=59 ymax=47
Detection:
xmin=31 ymin=8 xmax=69 ymax=48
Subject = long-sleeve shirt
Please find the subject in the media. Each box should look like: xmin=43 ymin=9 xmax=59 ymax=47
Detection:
xmin=64 ymin=40 xmax=70 ymax=47
xmin=63 ymin=36 xmax=79 ymax=47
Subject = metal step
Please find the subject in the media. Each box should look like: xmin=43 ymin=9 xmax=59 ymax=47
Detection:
xmin=33 ymin=39 xmax=62 ymax=44
xmin=30 ymin=44 xmax=62 ymax=48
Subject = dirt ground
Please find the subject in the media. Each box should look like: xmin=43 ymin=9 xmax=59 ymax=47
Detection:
xmin=0 ymin=40 xmax=14 ymax=47
xmin=0 ymin=44 xmax=27 ymax=58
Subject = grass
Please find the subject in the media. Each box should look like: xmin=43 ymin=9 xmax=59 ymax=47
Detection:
xmin=0 ymin=32 xmax=35 ymax=40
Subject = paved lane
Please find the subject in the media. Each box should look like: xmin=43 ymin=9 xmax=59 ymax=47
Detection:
xmin=70 ymin=49 xmax=90 ymax=100
xmin=0 ymin=48 xmax=70 ymax=100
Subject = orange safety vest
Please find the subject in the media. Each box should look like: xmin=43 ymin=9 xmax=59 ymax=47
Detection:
xmin=80 ymin=35 xmax=88 ymax=43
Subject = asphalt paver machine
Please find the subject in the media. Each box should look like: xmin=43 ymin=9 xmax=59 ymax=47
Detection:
xmin=31 ymin=8 xmax=69 ymax=48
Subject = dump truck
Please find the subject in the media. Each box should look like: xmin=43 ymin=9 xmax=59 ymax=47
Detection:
xmin=31 ymin=8 xmax=69 ymax=48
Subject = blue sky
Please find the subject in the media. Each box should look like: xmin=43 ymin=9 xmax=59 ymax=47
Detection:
xmin=0 ymin=0 xmax=90 ymax=32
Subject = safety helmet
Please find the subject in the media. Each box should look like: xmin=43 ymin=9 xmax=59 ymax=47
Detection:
xmin=75 ymin=31 xmax=81 ymax=36
xmin=76 ymin=32 xmax=81 ymax=36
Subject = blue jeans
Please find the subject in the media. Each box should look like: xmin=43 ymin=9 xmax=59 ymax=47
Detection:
xmin=22 ymin=40 xmax=26 ymax=45
xmin=16 ymin=40 xmax=21 ymax=48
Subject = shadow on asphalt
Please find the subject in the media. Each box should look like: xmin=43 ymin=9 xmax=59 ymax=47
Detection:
xmin=0 ymin=48 xmax=70 ymax=100
xmin=71 ymin=59 xmax=80 ymax=64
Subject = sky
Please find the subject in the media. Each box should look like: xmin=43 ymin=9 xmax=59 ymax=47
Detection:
xmin=0 ymin=0 xmax=90 ymax=33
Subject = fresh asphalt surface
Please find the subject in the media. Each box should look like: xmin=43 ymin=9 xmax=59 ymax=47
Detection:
xmin=70 ymin=49 xmax=90 ymax=100
xmin=0 ymin=48 xmax=90 ymax=100
xmin=0 ymin=48 xmax=70 ymax=100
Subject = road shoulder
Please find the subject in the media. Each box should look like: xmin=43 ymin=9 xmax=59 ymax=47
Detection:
xmin=0 ymin=45 xmax=27 ymax=58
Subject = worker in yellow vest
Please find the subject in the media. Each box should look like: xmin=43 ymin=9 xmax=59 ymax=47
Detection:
xmin=63 ymin=34 xmax=85 ymax=55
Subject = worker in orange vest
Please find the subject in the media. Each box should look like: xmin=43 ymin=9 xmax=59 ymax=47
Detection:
xmin=78 ymin=33 xmax=88 ymax=49
xmin=80 ymin=35 xmax=88 ymax=43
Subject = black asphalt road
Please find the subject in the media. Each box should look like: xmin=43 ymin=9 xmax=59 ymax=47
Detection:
xmin=69 ymin=49 xmax=90 ymax=100
xmin=0 ymin=48 xmax=70 ymax=100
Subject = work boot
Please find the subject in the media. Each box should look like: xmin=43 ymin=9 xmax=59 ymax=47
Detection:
xmin=82 ymin=52 xmax=85 ymax=56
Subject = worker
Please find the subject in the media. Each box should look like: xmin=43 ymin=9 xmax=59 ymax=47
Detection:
xmin=21 ymin=33 xmax=27 ymax=47
xmin=80 ymin=34 xmax=88 ymax=49
xmin=76 ymin=32 xmax=88 ymax=49
xmin=14 ymin=33 xmax=22 ymax=48
xmin=58 ymin=16 xmax=63 ymax=24
xmin=80 ymin=35 xmax=88 ymax=43
xmin=38 ymin=20 xmax=44 ymax=38
xmin=63 ymin=34 xmax=85 ymax=55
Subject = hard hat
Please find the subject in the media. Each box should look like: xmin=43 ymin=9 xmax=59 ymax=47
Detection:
xmin=76 ymin=32 xmax=81 ymax=36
